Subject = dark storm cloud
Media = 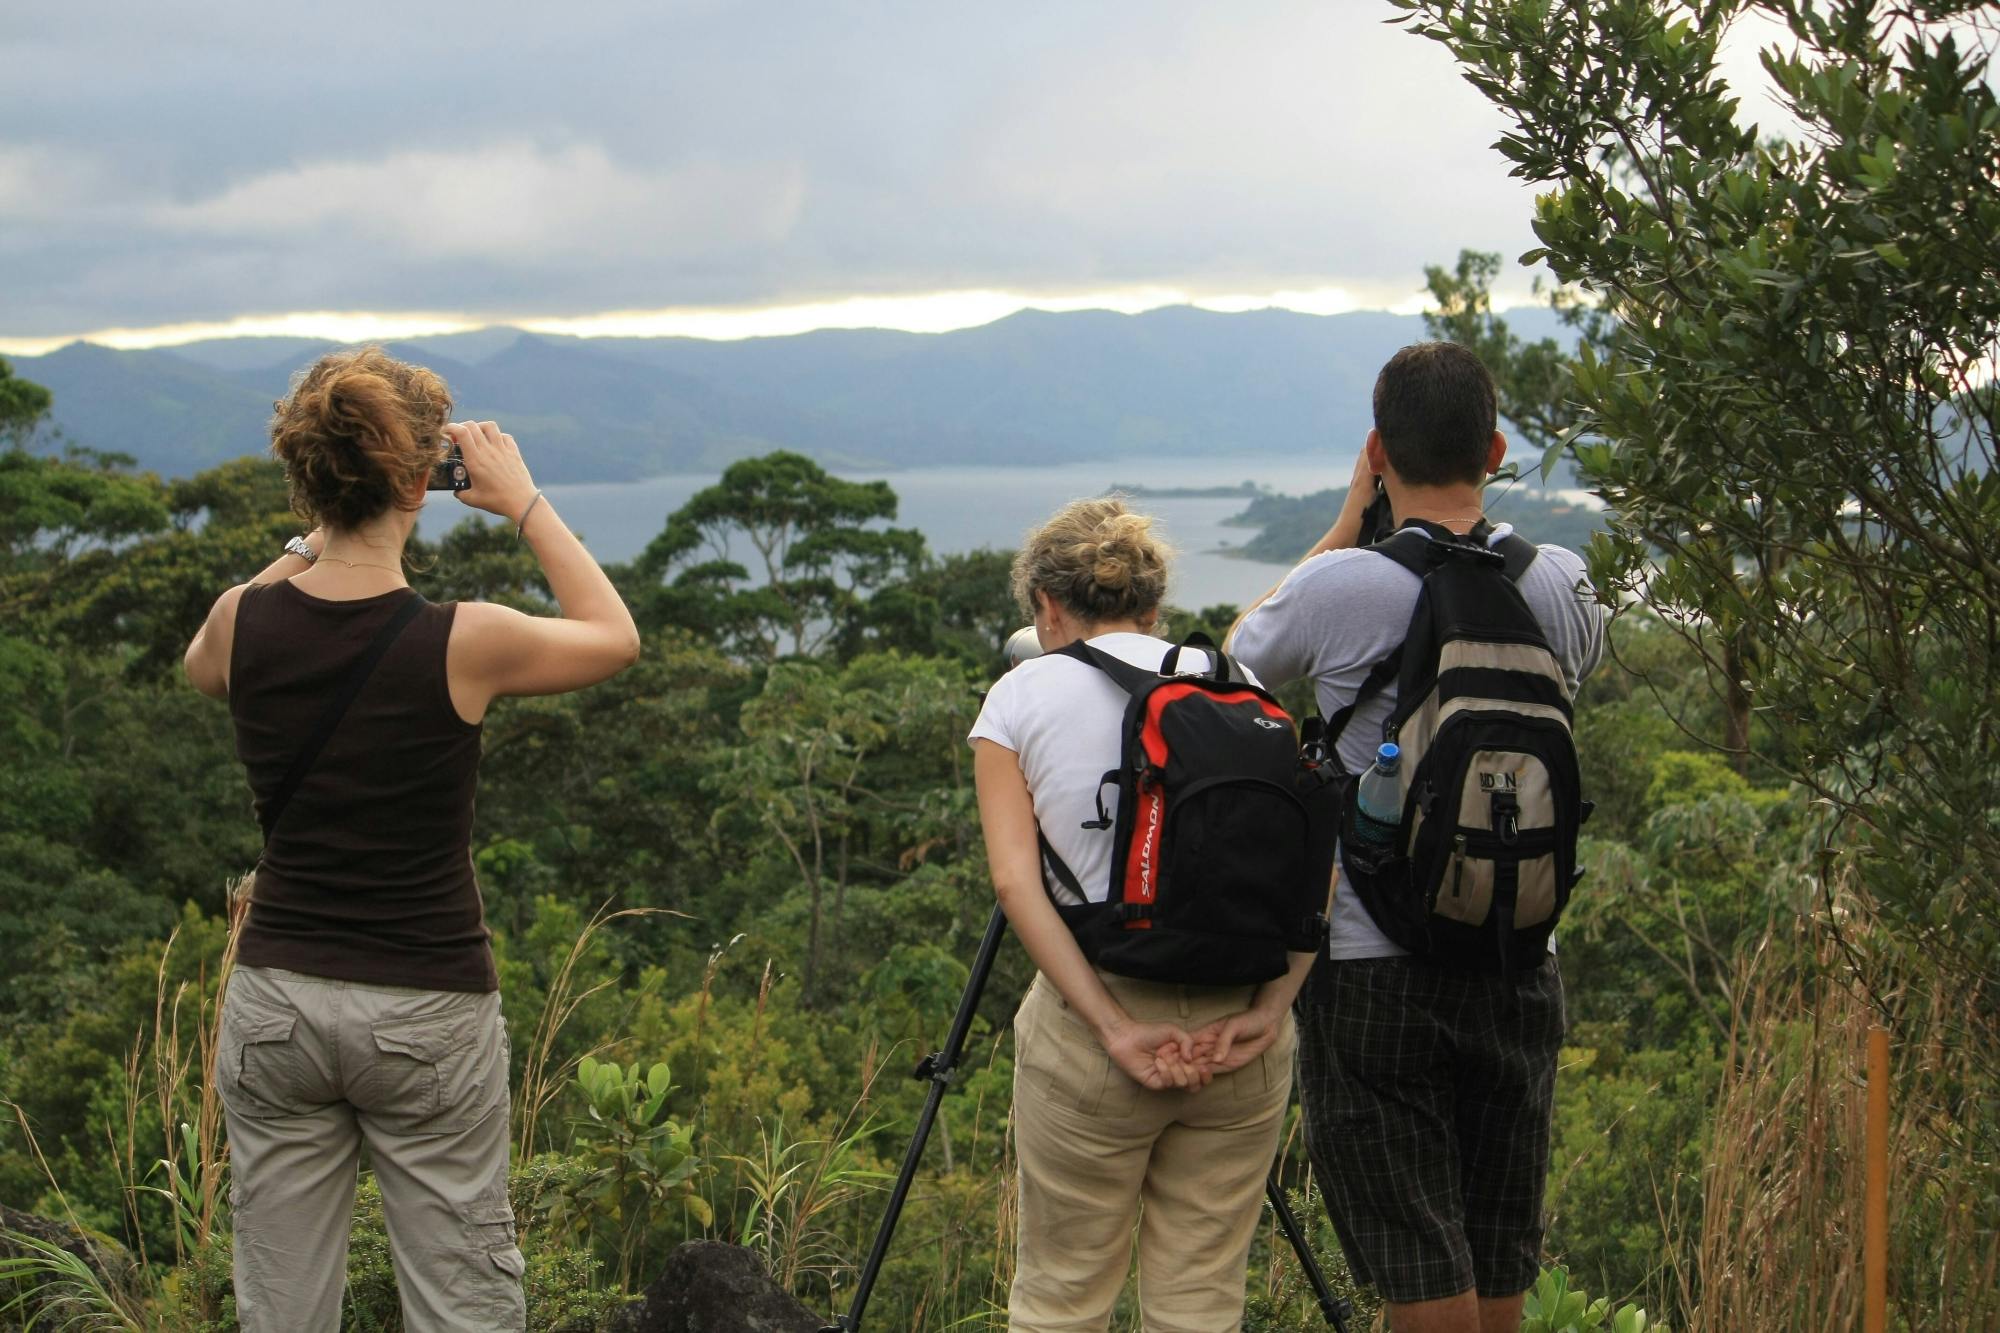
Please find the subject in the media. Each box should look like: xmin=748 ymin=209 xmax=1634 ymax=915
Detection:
xmin=1 ymin=0 xmax=1543 ymax=337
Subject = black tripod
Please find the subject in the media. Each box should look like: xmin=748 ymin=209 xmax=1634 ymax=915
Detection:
xmin=820 ymin=905 xmax=1353 ymax=1331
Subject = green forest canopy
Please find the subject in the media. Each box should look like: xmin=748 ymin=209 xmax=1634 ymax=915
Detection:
xmin=5 ymin=0 xmax=2000 ymax=1313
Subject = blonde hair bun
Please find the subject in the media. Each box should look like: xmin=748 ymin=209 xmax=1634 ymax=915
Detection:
xmin=1013 ymin=497 xmax=1171 ymax=625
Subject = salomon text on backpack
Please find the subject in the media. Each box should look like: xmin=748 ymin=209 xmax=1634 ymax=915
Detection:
xmin=1039 ymin=634 xmax=1336 ymax=986
xmin=1329 ymin=522 xmax=1587 ymax=975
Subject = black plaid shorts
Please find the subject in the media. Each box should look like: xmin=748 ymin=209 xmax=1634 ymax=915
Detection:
xmin=1294 ymin=953 xmax=1565 ymax=1304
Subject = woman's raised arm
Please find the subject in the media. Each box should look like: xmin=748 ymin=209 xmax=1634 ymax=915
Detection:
xmin=443 ymin=421 xmax=640 ymax=721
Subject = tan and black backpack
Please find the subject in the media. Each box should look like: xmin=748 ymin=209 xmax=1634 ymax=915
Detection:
xmin=1326 ymin=520 xmax=1588 ymax=975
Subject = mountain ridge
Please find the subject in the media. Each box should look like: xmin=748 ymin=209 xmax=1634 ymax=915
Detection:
xmin=15 ymin=305 xmax=1569 ymax=483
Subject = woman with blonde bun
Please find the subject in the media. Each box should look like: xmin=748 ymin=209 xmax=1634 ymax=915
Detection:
xmin=969 ymin=497 xmax=1311 ymax=1331
xmin=184 ymin=346 xmax=639 ymax=1333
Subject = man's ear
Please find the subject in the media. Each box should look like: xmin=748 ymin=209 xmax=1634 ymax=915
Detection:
xmin=1364 ymin=429 xmax=1389 ymax=478
xmin=1485 ymin=431 xmax=1508 ymax=476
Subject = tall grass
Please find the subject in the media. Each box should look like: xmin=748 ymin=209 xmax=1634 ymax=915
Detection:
xmin=0 ymin=1230 xmax=139 ymax=1332
xmin=118 ymin=908 xmax=241 ymax=1270
xmin=1686 ymin=924 xmax=2000 ymax=1331
xmin=5 ymin=1087 xmax=153 ymax=1330
xmin=727 ymin=1110 xmax=889 ymax=1299
xmin=0 ymin=897 xmax=247 ymax=1333
xmin=513 ymin=901 xmax=679 ymax=1159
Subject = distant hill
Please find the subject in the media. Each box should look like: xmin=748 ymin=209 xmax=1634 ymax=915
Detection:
xmin=1225 ymin=481 xmax=1606 ymax=562
xmin=15 ymin=306 xmax=1572 ymax=483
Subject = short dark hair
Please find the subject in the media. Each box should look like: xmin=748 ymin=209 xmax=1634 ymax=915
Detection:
xmin=1370 ymin=342 xmax=1498 ymax=487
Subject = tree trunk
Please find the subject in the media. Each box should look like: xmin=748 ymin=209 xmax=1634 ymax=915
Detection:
xmin=829 ymin=834 xmax=850 ymax=960
xmin=802 ymin=874 xmax=822 ymax=1004
xmin=1723 ymin=630 xmax=1752 ymax=778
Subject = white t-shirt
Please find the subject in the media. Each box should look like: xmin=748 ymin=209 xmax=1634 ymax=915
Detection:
xmin=1230 ymin=525 xmax=1606 ymax=958
xmin=967 ymin=632 xmax=1256 ymax=904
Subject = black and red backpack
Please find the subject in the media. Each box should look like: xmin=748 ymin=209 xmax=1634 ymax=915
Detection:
xmin=1038 ymin=634 xmax=1336 ymax=986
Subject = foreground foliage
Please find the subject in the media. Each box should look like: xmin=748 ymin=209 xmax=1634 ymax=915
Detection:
xmin=6 ymin=437 xmax=1964 ymax=1329
xmin=10 ymin=39 xmax=2000 ymax=1300
xmin=1394 ymin=0 xmax=1999 ymax=1050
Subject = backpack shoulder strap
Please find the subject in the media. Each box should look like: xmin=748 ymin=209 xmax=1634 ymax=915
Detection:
xmin=1321 ymin=526 xmax=1433 ymax=753
xmin=1462 ymin=517 xmax=1541 ymax=582
xmin=259 ymin=592 xmax=427 ymax=845
xmin=1493 ymin=531 xmax=1539 ymax=582
xmin=1037 ymin=831 xmax=1091 ymax=907
xmin=1323 ymin=522 xmax=1544 ymax=755
xmin=1370 ymin=526 xmax=1434 ymax=578
xmin=1051 ymin=639 xmax=1162 ymax=696
xmin=1323 ymin=648 xmax=1402 ymax=757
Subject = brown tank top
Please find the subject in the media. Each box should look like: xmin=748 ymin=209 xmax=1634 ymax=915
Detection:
xmin=229 ymin=579 xmax=496 ymax=992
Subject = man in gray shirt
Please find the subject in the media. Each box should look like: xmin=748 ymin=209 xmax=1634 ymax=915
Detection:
xmin=1229 ymin=342 xmax=1604 ymax=1333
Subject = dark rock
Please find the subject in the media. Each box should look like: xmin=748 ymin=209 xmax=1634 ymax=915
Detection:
xmin=0 ymin=1203 xmax=139 ymax=1321
xmin=609 ymin=1241 xmax=824 ymax=1333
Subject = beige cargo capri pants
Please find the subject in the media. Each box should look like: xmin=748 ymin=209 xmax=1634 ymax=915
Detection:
xmin=1010 ymin=971 xmax=1295 ymax=1332
xmin=215 ymin=966 xmax=525 ymax=1332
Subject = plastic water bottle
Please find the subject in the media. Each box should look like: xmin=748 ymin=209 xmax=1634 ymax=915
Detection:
xmin=1352 ymin=743 xmax=1404 ymax=849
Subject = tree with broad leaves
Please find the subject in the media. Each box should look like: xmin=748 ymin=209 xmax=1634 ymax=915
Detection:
xmin=712 ymin=652 xmax=979 ymax=1006
xmin=1389 ymin=0 xmax=1999 ymax=1032
xmin=1419 ymin=248 xmax=1767 ymax=774
xmin=630 ymin=451 xmax=927 ymax=662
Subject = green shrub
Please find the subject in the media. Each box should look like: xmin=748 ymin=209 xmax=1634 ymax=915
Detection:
xmin=1522 ymin=1265 xmax=1666 ymax=1333
xmin=156 ymin=1169 xmax=626 ymax=1333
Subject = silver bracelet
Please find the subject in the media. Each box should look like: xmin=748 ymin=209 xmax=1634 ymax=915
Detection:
xmin=284 ymin=534 xmax=318 ymax=564
xmin=515 ymin=490 xmax=546 ymax=540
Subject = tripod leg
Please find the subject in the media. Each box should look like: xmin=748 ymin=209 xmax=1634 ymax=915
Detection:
xmin=1267 ymin=1170 xmax=1352 ymax=1333
xmin=822 ymin=906 xmax=1011 ymax=1332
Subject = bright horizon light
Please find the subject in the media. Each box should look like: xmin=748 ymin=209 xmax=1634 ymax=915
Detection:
xmin=0 ymin=281 xmax=1523 ymax=359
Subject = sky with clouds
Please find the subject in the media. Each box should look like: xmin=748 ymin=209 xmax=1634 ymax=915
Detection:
xmin=0 ymin=2 xmax=1797 ymax=350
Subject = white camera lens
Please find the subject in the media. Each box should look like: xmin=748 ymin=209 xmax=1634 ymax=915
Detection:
xmin=1006 ymin=626 xmax=1043 ymax=667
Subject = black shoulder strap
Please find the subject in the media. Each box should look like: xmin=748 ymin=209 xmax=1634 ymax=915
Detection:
xmin=1493 ymin=531 xmax=1540 ymax=581
xmin=1037 ymin=831 xmax=1091 ymax=907
xmin=259 ymin=592 xmax=427 ymax=845
xmin=1371 ymin=526 xmax=1434 ymax=578
xmin=1323 ymin=648 xmax=1402 ymax=755
xmin=1055 ymin=634 xmax=1250 ymax=695
xmin=1383 ymin=517 xmax=1539 ymax=582
xmin=1462 ymin=518 xmax=1541 ymax=583
xmin=1051 ymin=639 xmax=1156 ymax=696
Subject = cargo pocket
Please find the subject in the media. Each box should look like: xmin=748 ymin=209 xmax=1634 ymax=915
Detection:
xmin=488 ymin=1243 xmax=526 ymax=1280
xmin=462 ymin=1195 xmax=527 ymax=1328
xmin=216 ymin=992 xmax=304 ymax=1119
xmin=368 ymin=1006 xmax=484 ymax=1133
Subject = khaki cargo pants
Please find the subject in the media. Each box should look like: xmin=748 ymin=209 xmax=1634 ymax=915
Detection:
xmin=215 ymin=965 xmax=524 ymax=1332
xmin=1009 ymin=971 xmax=1295 ymax=1332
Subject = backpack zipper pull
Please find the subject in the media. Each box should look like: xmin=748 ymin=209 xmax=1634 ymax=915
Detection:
xmin=1451 ymin=834 xmax=1467 ymax=898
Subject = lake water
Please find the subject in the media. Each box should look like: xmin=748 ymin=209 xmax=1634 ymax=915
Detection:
xmin=421 ymin=452 xmax=1361 ymax=612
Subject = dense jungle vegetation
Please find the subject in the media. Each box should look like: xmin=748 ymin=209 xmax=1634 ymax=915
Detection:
xmin=0 ymin=431 xmax=1841 ymax=1330
xmin=5 ymin=1 xmax=1999 ymax=1328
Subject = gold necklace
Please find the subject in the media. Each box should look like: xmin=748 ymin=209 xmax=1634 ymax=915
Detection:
xmin=1409 ymin=509 xmax=1484 ymax=532
xmin=317 ymin=553 xmax=404 ymax=575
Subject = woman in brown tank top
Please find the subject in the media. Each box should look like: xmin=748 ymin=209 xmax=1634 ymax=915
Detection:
xmin=183 ymin=346 xmax=639 ymax=1333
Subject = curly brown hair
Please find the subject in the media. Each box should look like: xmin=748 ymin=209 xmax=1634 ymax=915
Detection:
xmin=269 ymin=346 xmax=451 ymax=530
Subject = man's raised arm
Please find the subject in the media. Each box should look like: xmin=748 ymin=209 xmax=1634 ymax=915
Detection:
xmin=1227 ymin=448 xmax=1381 ymax=651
